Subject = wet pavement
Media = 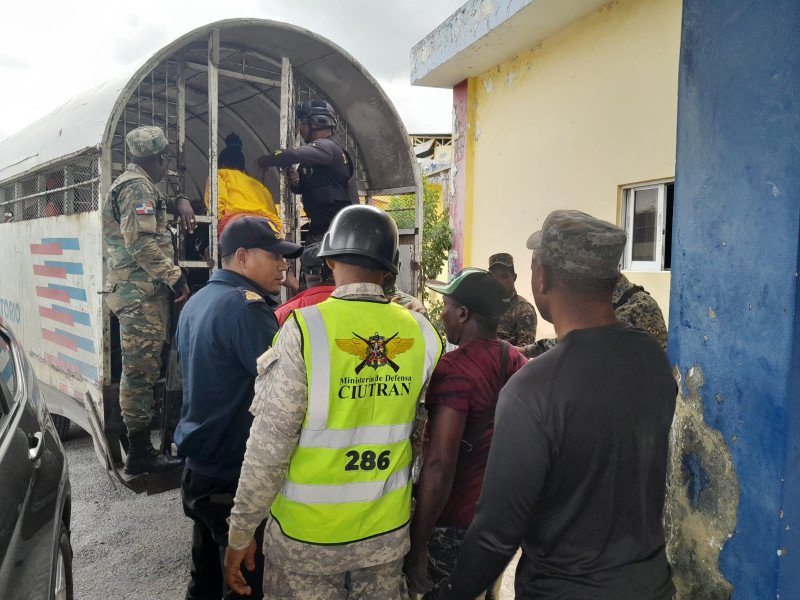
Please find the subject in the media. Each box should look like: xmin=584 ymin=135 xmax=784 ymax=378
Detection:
xmin=64 ymin=425 xmax=191 ymax=600
xmin=63 ymin=423 xmax=517 ymax=599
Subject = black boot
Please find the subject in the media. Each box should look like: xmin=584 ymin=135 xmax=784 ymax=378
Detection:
xmin=124 ymin=430 xmax=184 ymax=475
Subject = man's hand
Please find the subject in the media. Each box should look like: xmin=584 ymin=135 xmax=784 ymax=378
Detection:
xmin=223 ymin=539 xmax=258 ymax=597
xmin=287 ymin=167 xmax=300 ymax=187
xmin=404 ymin=546 xmax=434 ymax=597
xmin=175 ymin=195 xmax=196 ymax=233
xmin=172 ymin=274 xmax=190 ymax=303
xmin=282 ymin=270 xmax=300 ymax=294
xmin=393 ymin=295 xmax=427 ymax=315
xmin=174 ymin=283 xmax=190 ymax=303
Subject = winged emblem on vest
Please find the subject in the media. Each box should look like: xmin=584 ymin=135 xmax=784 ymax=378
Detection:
xmin=335 ymin=332 xmax=415 ymax=374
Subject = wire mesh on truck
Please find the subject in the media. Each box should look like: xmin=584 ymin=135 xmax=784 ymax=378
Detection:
xmin=110 ymin=59 xmax=182 ymax=196
xmin=0 ymin=153 xmax=100 ymax=223
xmin=370 ymin=194 xmax=416 ymax=231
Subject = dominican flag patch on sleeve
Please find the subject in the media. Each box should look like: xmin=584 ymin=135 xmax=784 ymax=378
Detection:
xmin=134 ymin=202 xmax=155 ymax=215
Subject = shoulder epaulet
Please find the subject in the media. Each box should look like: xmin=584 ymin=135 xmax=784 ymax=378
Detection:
xmin=239 ymin=288 xmax=266 ymax=304
xmin=256 ymin=347 xmax=277 ymax=375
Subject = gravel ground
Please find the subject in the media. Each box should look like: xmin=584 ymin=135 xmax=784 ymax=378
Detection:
xmin=63 ymin=423 xmax=517 ymax=599
xmin=64 ymin=425 xmax=192 ymax=600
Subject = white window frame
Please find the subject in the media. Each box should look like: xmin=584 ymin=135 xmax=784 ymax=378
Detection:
xmin=621 ymin=180 xmax=673 ymax=272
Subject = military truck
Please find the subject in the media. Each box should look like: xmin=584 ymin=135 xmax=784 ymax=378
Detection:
xmin=0 ymin=19 xmax=423 ymax=493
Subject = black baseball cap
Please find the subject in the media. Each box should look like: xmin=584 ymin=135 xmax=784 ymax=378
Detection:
xmin=219 ymin=216 xmax=303 ymax=259
xmin=426 ymin=268 xmax=510 ymax=319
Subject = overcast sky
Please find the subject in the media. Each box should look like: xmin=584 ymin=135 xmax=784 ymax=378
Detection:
xmin=0 ymin=0 xmax=463 ymax=142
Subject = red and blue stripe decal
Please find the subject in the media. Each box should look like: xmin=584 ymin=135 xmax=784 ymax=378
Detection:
xmin=31 ymin=238 xmax=98 ymax=381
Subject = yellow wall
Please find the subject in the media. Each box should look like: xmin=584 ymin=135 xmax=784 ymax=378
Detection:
xmin=466 ymin=0 xmax=681 ymax=338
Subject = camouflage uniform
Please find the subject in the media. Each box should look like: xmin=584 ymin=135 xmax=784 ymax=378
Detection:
xmin=612 ymin=274 xmax=668 ymax=351
xmin=384 ymin=281 xmax=427 ymax=315
xmin=102 ymin=127 xmax=182 ymax=434
xmin=521 ymin=280 xmax=667 ymax=359
xmin=497 ymin=293 xmax=537 ymax=346
xmin=228 ymin=282 xmax=438 ymax=599
xmin=488 ymin=253 xmax=537 ymax=346
xmin=263 ymin=557 xmax=407 ymax=599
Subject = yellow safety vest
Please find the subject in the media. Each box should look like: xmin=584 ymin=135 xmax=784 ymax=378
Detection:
xmin=270 ymin=297 xmax=442 ymax=545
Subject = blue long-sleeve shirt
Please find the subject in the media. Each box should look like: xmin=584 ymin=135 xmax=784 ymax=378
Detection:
xmin=175 ymin=269 xmax=278 ymax=480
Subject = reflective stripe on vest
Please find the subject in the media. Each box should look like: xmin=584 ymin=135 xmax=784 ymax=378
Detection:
xmin=281 ymin=465 xmax=411 ymax=504
xmin=408 ymin=308 xmax=443 ymax=385
xmin=300 ymin=304 xmax=331 ymax=431
xmin=270 ymin=298 xmax=443 ymax=545
xmin=298 ymin=422 xmax=414 ymax=449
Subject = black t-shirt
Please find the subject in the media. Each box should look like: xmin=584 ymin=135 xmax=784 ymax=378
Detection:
xmin=446 ymin=322 xmax=677 ymax=600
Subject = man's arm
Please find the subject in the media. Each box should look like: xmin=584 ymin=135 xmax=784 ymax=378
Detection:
xmin=163 ymin=193 xmax=196 ymax=233
xmin=257 ymin=143 xmax=333 ymax=169
xmin=227 ymin=319 xmax=307 ymax=549
xmin=616 ymin=294 xmax=669 ymax=352
xmin=405 ymin=405 xmax=467 ymax=595
xmin=231 ymin=303 xmax=279 ymax=377
xmin=513 ymin=302 xmax=538 ymax=346
xmin=390 ymin=288 xmax=427 ymax=315
xmin=520 ymin=337 xmax=558 ymax=359
xmin=117 ymin=183 xmax=183 ymax=287
xmin=224 ymin=319 xmax=308 ymax=594
xmin=442 ymin=390 xmax=550 ymax=599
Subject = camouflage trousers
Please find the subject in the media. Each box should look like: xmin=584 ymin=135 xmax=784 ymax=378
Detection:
xmin=104 ymin=281 xmax=169 ymax=434
xmin=263 ymin=556 xmax=407 ymax=600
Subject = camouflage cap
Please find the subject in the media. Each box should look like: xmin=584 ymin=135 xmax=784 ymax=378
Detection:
xmin=488 ymin=252 xmax=515 ymax=272
xmin=526 ymin=210 xmax=626 ymax=279
xmin=126 ymin=126 xmax=168 ymax=158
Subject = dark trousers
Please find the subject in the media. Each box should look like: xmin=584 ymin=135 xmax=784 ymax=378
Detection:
xmin=423 ymin=526 xmax=500 ymax=600
xmin=181 ymin=467 xmax=265 ymax=600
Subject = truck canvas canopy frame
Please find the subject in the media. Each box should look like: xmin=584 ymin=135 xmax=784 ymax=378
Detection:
xmin=0 ymin=19 xmax=423 ymax=493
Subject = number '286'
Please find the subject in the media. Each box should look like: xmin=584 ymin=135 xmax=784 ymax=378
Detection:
xmin=345 ymin=450 xmax=390 ymax=471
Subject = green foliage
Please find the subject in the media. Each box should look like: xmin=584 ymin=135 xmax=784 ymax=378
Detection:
xmin=426 ymin=300 xmax=446 ymax=338
xmin=386 ymin=178 xmax=453 ymax=336
xmin=385 ymin=195 xmax=415 ymax=229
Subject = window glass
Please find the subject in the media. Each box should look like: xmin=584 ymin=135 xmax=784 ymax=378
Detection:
xmin=0 ymin=335 xmax=16 ymax=398
xmin=631 ymin=188 xmax=658 ymax=262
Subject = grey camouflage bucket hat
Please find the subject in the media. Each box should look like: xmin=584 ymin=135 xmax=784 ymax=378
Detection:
xmin=526 ymin=209 xmax=626 ymax=279
xmin=126 ymin=126 xmax=168 ymax=158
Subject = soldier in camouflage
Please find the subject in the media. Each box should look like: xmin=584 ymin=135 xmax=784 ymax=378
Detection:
xmin=102 ymin=125 xmax=195 ymax=475
xmin=488 ymin=253 xmax=537 ymax=346
xmin=519 ymin=239 xmax=668 ymax=359
xmin=224 ymin=205 xmax=442 ymax=600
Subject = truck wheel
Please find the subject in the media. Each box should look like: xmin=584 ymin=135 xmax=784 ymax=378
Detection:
xmin=51 ymin=415 xmax=71 ymax=441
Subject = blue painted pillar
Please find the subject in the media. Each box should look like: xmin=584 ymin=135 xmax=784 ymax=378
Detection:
xmin=669 ymin=0 xmax=800 ymax=597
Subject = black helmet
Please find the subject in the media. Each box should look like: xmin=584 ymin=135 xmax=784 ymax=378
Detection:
xmin=317 ymin=205 xmax=400 ymax=274
xmin=296 ymin=100 xmax=338 ymax=129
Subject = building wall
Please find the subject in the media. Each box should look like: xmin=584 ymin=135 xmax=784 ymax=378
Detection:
xmin=461 ymin=0 xmax=682 ymax=336
xmin=668 ymin=0 xmax=800 ymax=596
